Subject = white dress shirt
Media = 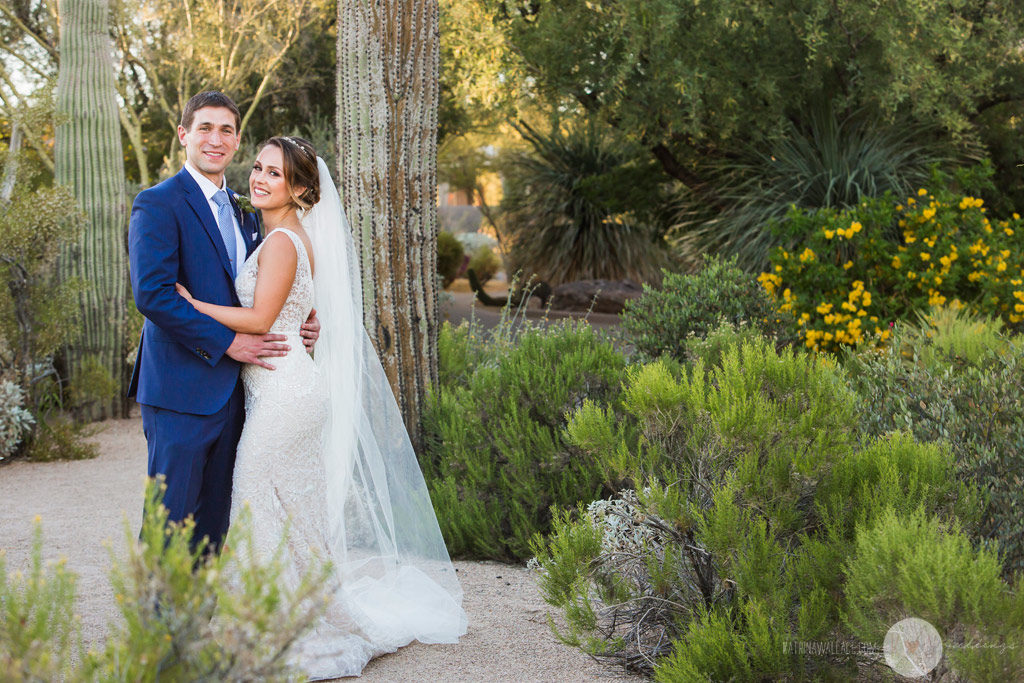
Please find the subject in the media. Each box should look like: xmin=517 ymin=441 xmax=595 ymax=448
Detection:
xmin=183 ymin=161 xmax=247 ymax=272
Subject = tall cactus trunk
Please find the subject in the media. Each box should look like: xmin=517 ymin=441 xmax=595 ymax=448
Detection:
xmin=55 ymin=0 xmax=130 ymax=420
xmin=337 ymin=0 xmax=440 ymax=450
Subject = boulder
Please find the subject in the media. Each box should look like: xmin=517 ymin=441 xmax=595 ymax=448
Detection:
xmin=549 ymin=279 xmax=643 ymax=314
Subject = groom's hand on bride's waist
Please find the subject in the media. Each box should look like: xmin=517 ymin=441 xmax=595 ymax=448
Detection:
xmin=226 ymin=333 xmax=290 ymax=369
xmin=300 ymin=308 xmax=320 ymax=354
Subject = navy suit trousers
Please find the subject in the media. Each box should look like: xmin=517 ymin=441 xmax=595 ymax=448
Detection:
xmin=140 ymin=379 xmax=245 ymax=553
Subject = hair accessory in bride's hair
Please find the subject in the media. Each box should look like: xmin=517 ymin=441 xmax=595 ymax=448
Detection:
xmin=284 ymin=136 xmax=315 ymax=161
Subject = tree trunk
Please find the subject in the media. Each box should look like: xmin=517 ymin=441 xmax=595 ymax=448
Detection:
xmin=55 ymin=0 xmax=130 ymax=420
xmin=337 ymin=0 xmax=440 ymax=450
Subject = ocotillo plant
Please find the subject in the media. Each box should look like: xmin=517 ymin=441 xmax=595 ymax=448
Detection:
xmin=55 ymin=0 xmax=130 ymax=420
xmin=337 ymin=0 xmax=441 ymax=449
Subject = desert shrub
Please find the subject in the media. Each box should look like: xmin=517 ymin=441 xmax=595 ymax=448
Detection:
xmin=847 ymin=314 xmax=1024 ymax=574
xmin=501 ymin=121 xmax=670 ymax=286
xmin=533 ymin=337 xmax=991 ymax=680
xmin=675 ymin=104 xmax=954 ymax=270
xmin=760 ymin=167 xmax=1024 ymax=353
xmin=423 ymin=318 xmax=627 ymax=560
xmin=467 ymin=244 xmax=501 ymax=285
xmin=0 ymin=380 xmax=34 ymax=461
xmin=622 ymin=255 xmax=795 ymax=361
xmin=437 ymin=230 xmax=465 ymax=288
xmin=0 ymin=479 xmax=330 ymax=681
xmin=843 ymin=508 xmax=1024 ymax=679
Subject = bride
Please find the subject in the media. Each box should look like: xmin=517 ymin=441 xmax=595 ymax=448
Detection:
xmin=175 ymin=135 xmax=467 ymax=678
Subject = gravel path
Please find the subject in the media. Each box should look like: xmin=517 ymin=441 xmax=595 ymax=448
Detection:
xmin=0 ymin=416 xmax=627 ymax=682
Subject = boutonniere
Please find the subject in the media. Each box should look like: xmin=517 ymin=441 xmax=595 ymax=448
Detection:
xmin=232 ymin=192 xmax=256 ymax=214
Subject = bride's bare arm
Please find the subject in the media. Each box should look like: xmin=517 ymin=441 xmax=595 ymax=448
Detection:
xmin=177 ymin=231 xmax=298 ymax=335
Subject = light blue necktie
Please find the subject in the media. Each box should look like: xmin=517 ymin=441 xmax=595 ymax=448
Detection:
xmin=212 ymin=190 xmax=238 ymax=276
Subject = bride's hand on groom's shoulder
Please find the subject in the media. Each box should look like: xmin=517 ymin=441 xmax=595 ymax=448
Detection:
xmin=301 ymin=308 xmax=320 ymax=353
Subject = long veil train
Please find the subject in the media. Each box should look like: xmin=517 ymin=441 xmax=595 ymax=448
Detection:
xmin=303 ymin=156 xmax=466 ymax=660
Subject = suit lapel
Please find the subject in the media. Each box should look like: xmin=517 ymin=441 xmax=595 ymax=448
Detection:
xmin=177 ymin=169 xmax=235 ymax=280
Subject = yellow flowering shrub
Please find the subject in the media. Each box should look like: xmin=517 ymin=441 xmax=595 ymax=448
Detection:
xmin=761 ymin=184 xmax=1024 ymax=353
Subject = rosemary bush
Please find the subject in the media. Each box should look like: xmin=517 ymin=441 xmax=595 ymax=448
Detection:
xmin=423 ymin=317 xmax=627 ymax=560
xmin=0 ymin=479 xmax=330 ymax=681
xmin=532 ymin=332 xmax=998 ymax=680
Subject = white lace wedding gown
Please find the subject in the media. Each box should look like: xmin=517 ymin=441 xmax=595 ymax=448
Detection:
xmin=230 ymin=228 xmax=465 ymax=679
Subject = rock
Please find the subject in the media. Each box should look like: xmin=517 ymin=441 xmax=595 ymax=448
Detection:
xmin=548 ymin=279 xmax=643 ymax=314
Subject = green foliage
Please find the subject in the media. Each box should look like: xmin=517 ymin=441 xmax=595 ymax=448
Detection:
xmin=23 ymin=414 xmax=99 ymax=462
xmin=843 ymin=508 xmax=1001 ymax=641
xmin=621 ymin=255 xmax=794 ymax=361
xmin=0 ymin=166 xmax=86 ymax=405
xmin=501 ymin=121 xmax=670 ymax=286
xmin=679 ymin=105 xmax=955 ymax=268
xmin=0 ymin=523 xmax=79 ymax=680
xmin=424 ymin=318 xmax=627 ymax=560
xmin=436 ymin=230 xmax=465 ymax=288
xmin=534 ymin=336 xmax=999 ymax=679
xmin=0 ymin=479 xmax=330 ymax=680
xmin=478 ymin=0 xmax=1023 ymax=186
xmin=467 ymin=244 xmax=500 ymax=285
xmin=841 ymin=507 xmax=1024 ymax=680
xmin=847 ymin=320 xmax=1024 ymax=574
xmin=761 ymin=166 xmax=1024 ymax=353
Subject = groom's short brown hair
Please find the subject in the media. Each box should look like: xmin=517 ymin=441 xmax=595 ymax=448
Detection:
xmin=181 ymin=91 xmax=241 ymax=132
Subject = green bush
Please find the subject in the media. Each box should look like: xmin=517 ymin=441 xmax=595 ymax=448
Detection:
xmin=621 ymin=255 xmax=794 ymax=361
xmin=0 ymin=479 xmax=329 ymax=680
xmin=759 ymin=165 xmax=1024 ymax=353
xmin=501 ymin=121 xmax=670 ymax=286
xmin=843 ymin=508 xmax=1024 ymax=679
xmin=676 ymin=104 xmax=954 ymax=270
xmin=467 ymin=244 xmax=501 ymax=285
xmin=533 ymin=336 xmax=996 ymax=680
xmin=437 ymin=230 xmax=465 ymax=288
xmin=423 ymin=318 xmax=627 ymax=560
xmin=847 ymin=315 xmax=1024 ymax=574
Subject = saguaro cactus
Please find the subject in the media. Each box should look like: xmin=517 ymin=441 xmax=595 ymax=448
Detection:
xmin=337 ymin=0 xmax=441 ymax=448
xmin=55 ymin=0 xmax=130 ymax=420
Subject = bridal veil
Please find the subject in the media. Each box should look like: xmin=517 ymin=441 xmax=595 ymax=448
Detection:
xmin=302 ymin=156 xmax=467 ymax=647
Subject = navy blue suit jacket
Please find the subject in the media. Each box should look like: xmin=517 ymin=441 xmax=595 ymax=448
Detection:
xmin=128 ymin=167 xmax=262 ymax=415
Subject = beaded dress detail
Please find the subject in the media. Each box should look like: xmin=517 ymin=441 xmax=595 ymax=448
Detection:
xmin=230 ymin=229 xmax=386 ymax=678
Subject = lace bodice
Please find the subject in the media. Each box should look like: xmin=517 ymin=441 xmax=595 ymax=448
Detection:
xmin=235 ymin=228 xmax=313 ymax=335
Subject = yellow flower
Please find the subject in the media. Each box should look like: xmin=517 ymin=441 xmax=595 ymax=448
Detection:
xmin=850 ymin=221 xmax=863 ymax=233
xmin=939 ymin=255 xmax=951 ymax=268
xmin=922 ymin=208 xmax=936 ymax=220
xmin=920 ymin=252 xmax=931 ymax=261
xmin=997 ymin=261 xmax=1007 ymax=273
xmin=843 ymin=260 xmax=853 ymax=270
xmin=968 ymin=271 xmax=982 ymax=282
xmin=823 ymin=229 xmax=835 ymax=239
xmin=799 ymin=248 xmax=816 ymax=262
xmin=1006 ymin=228 xmax=1015 ymax=236
xmin=891 ymin=256 xmax=902 ymax=269
xmin=816 ymin=302 xmax=833 ymax=314
xmin=862 ymin=292 xmax=872 ymax=307
xmin=917 ymin=188 xmax=928 ymax=196
xmin=908 ymin=271 xmax=917 ymax=280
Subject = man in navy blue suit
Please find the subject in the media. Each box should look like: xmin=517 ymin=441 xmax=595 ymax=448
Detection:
xmin=128 ymin=91 xmax=317 ymax=553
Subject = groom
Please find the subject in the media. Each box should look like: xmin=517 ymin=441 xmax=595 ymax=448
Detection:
xmin=128 ymin=91 xmax=318 ymax=552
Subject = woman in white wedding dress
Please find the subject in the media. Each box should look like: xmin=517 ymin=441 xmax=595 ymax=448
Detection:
xmin=175 ymin=136 xmax=467 ymax=679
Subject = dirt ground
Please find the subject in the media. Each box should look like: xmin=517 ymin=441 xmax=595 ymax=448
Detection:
xmin=0 ymin=414 xmax=629 ymax=682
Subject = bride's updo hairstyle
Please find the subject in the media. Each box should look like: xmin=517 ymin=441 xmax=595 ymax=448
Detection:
xmin=263 ymin=136 xmax=320 ymax=211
